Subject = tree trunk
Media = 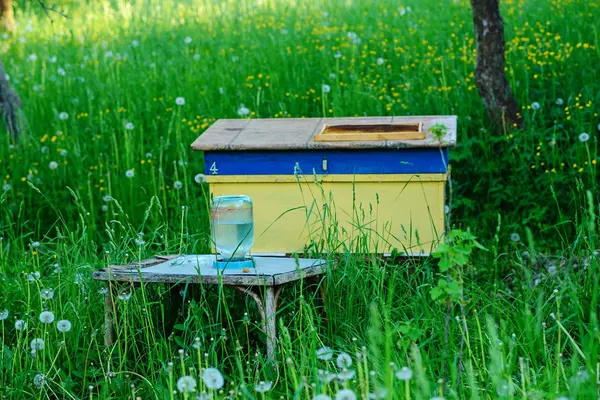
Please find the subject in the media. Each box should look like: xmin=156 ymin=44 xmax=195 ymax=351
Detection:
xmin=0 ymin=60 xmax=21 ymax=141
xmin=470 ymin=0 xmax=521 ymax=133
xmin=0 ymin=0 xmax=15 ymax=32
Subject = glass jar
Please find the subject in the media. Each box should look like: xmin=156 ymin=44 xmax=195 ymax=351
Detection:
xmin=210 ymin=195 xmax=254 ymax=261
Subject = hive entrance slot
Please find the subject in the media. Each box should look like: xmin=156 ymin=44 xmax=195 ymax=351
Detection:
xmin=314 ymin=122 xmax=425 ymax=142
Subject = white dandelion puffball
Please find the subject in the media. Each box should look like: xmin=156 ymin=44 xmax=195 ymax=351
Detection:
xmin=329 ymin=73 xmax=337 ymax=79
xmin=194 ymin=174 xmax=206 ymax=184
xmin=125 ymin=122 xmax=135 ymax=130
xmin=510 ymin=233 xmax=520 ymax=243
xmin=337 ymin=369 xmax=356 ymax=381
xmin=0 ymin=309 xmax=8 ymax=320
xmin=377 ymin=57 xmax=385 ymax=65
xmin=33 ymin=373 xmax=46 ymax=389
xmin=40 ymin=288 xmax=55 ymax=300
xmin=28 ymin=54 xmax=38 ymax=62
xmin=530 ymin=102 xmax=540 ymax=110
xmin=125 ymin=169 xmax=135 ymax=178
xmin=193 ymin=54 xmax=201 ymax=61
xmin=102 ymin=195 xmax=111 ymax=202
xmin=334 ymin=51 xmax=342 ymax=59
xmin=60 ymin=149 xmax=68 ymax=156
xmin=118 ymin=292 xmax=131 ymax=301
xmin=579 ymin=132 xmax=590 ymax=142
xmin=335 ymin=389 xmax=357 ymax=400
xmin=57 ymin=319 xmax=72 ymax=333
xmin=39 ymin=311 xmax=55 ymax=324
xmin=30 ymin=338 xmax=45 ymax=351
xmin=101 ymin=205 xmax=108 ymax=212
xmin=175 ymin=97 xmax=185 ymax=106
xmin=58 ymin=112 xmax=69 ymax=120
xmin=184 ymin=36 xmax=192 ymax=44
xmin=15 ymin=320 xmax=27 ymax=330
xmin=322 ymin=84 xmax=331 ymax=94
xmin=173 ymin=181 xmax=183 ymax=190
xmin=49 ymin=161 xmax=58 ymax=170
xmin=255 ymin=381 xmax=273 ymax=393
xmin=316 ymin=346 xmax=334 ymax=360
xmin=202 ymin=368 xmax=224 ymax=390
xmin=131 ymin=39 xmax=139 ymax=47
xmin=496 ymin=380 xmax=515 ymax=397
xmin=49 ymin=56 xmax=57 ymax=63
xmin=57 ymin=67 xmax=66 ymax=76
xmin=238 ymin=104 xmax=250 ymax=117
xmin=2 ymin=184 xmax=10 ymax=191
xmin=555 ymin=98 xmax=564 ymax=106
xmin=313 ymin=395 xmax=332 ymax=400
xmin=177 ymin=376 xmax=197 ymax=393
xmin=336 ymin=352 xmax=353 ymax=368
xmin=395 ymin=366 xmax=413 ymax=381
xmin=31 ymin=242 xmax=40 ymax=248
xmin=219 ymin=87 xmax=224 ymax=94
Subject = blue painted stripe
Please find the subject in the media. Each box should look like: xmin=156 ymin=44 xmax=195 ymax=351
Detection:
xmin=204 ymin=149 xmax=448 ymax=175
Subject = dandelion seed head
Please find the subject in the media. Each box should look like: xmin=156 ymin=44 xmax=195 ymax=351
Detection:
xmin=395 ymin=366 xmax=413 ymax=381
xmin=510 ymin=233 xmax=520 ymax=242
xmin=30 ymin=338 xmax=44 ymax=351
xmin=60 ymin=149 xmax=68 ymax=156
xmin=174 ymin=181 xmax=183 ymax=190
xmin=57 ymin=319 xmax=72 ymax=333
xmin=313 ymin=395 xmax=332 ymax=400
xmin=49 ymin=161 xmax=58 ymax=170
xmin=336 ymin=352 xmax=352 ymax=368
xmin=177 ymin=376 xmax=197 ymax=393
xmin=175 ymin=97 xmax=185 ymax=106
xmin=255 ymin=381 xmax=273 ymax=393
xmin=237 ymin=105 xmax=250 ymax=117
xmin=335 ymin=389 xmax=356 ymax=400
xmin=28 ymin=54 xmax=38 ymax=62
xmin=184 ymin=36 xmax=192 ymax=44
xmin=125 ymin=122 xmax=135 ymax=130
xmin=33 ymin=373 xmax=46 ymax=389
xmin=202 ymin=368 xmax=224 ymax=390
xmin=579 ymin=132 xmax=590 ymax=142
xmin=316 ymin=346 xmax=334 ymax=360
xmin=125 ymin=169 xmax=135 ymax=178
xmin=131 ymin=39 xmax=140 ymax=47
xmin=194 ymin=174 xmax=206 ymax=184
xmin=15 ymin=320 xmax=27 ymax=330
xmin=337 ymin=369 xmax=356 ymax=381
xmin=40 ymin=288 xmax=54 ymax=300
xmin=2 ymin=184 xmax=10 ymax=191
xmin=58 ymin=112 xmax=69 ymax=120
xmin=39 ymin=311 xmax=55 ymax=324
xmin=376 ymin=57 xmax=385 ymax=65
xmin=531 ymin=102 xmax=540 ymax=110
xmin=555 ymin=98 xmax=564 ymax=106
xmin=322 ymin=84 xmax=331 ymax=93
xmin=118 ymin=292 xmax=131 ymax=301
xmin=57 ymin=67 xmax=66 ymax=76
xmin=0 ymin=309 xmax=8 ymax=320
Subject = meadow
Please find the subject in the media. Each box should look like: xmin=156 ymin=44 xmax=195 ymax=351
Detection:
xmin=0 ymin=0 xmax=599 ymax=398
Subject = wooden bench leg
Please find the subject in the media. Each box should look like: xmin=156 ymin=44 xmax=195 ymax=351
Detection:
xmin=104 ymin=284 xmax=115 ymax=346
xmin=264 ymin=286 xmax=277 ymax=361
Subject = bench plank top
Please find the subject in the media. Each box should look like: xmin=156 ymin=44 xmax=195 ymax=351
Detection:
xmin=92 ymin=255 xmax=327 ymax=286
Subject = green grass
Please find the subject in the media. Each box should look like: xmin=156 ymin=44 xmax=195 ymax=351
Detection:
xmin=0 ymin=0 xmax=599 ymax=398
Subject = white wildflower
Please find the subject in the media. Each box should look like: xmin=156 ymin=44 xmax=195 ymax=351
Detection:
xmin=337 ymin=369 xmax=356 ymax=381
xmin=255 ymin=381 xmax=273 ymax=393
xmin=579 ymin=132 xmax=590 ymax=142
xmin=49 ymin=161 xmax=58 ymax=170
xmin=30 ymin=338 xmax=44 ymax=351
xmin=40 ymin=288 xmax=54 ymax=300
xmin=237 ymin=105 xmax=250 ymax=117
xmin=0 ymin=309 xmax=8 ymax=320
xmin=28 ymin=54 xmax=38 ymax=62
xmin=125 ymin=122 xmax=134 ymax=130
xmin=58 ymin=112 xmax=69 ymax=120
xmin=335 ymin=389 xmax=356 ymax=400
xmin=177 ymin=376 xmax=197 ymax=393
xmin=316 ymin=346 xmax=334 ymax=360
xmin=125 ymin=169 xmax=135 ymax=178
xmin=202 ymin=368 xmax=224 ymax=390
xmin=336 ymin=352 xmax=352 ymax=368
xmin=395 ymin=366 xmax=413 ymax=380
xmin=173 ymin=181 xmax=183 ymax=190
xmin=33 ymin=373 xmax=46 ymax=389
xmin=322 ymin=84 xmax=331 ymax=94
xmin=39 ymin=311 xmax=55 ymax=324
xmin=377 ymin=57 xmax=385 ymax=65
xmin=57 ymin=319 xmax=72 ymax=333
xmin=184 ymin=36 xmax=192 ymax=44
xmin=531 ymin=102 xmax=540 ymax=110
xmin=15 ymin=320 xmax=27 ymax=330
xmin=194 ymin=174 xmax=206 ymax=183
xmin=175 ymin=97 xmax=185 ymax=106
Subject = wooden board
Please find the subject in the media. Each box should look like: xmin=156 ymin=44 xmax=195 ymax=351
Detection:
xmin=313 ymin=123 xmax=426 ymax=142
xmin=191 ymin=116 xmax=457 ymax=151
xmin=92 ymin=255 xmax=327 ymax=286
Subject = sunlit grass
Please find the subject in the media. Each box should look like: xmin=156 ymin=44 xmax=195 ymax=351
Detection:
xmin=0 ymin=0 xmax=599 ymax=397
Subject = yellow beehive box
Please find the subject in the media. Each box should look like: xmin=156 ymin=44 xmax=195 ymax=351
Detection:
xmin=191 ymin=116 xmax=456 ymax=256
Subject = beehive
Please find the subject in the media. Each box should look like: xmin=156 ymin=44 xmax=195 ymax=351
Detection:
xmin=191 ymin=116 xmax=456 ymax=256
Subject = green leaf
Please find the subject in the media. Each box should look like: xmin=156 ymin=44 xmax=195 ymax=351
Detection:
xmin=438 ymin=257 xmax=452 ymax=272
